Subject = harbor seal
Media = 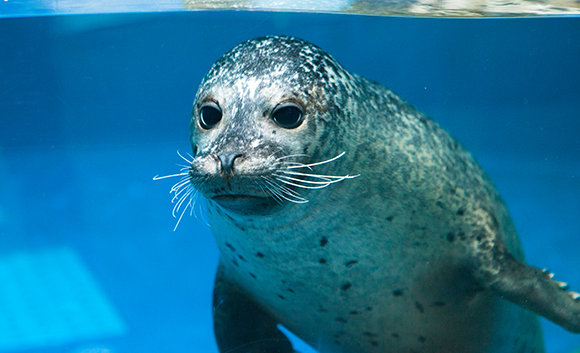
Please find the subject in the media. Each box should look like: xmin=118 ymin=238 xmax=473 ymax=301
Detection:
xmin=158 ymin=36 xmax=580 ymax=352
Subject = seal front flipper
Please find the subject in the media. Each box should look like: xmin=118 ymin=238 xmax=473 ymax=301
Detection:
xmin=467 ymin=212 xmax=580 ymax=333
xmin=483 ymin=251 xmax=580 ymax=333
xmin=212 ymin=262 xmax=296 ymax=353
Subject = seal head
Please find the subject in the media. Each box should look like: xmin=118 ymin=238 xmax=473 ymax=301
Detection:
xmin=188 ymin=36 xmax=358 ymax=215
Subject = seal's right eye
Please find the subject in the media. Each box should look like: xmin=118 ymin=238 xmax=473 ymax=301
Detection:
xmin=199 ymin=104 xmax=222 ymax=129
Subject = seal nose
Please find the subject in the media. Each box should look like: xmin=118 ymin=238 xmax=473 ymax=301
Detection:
xmin=218 ymin=153 xmax=242 ymax=174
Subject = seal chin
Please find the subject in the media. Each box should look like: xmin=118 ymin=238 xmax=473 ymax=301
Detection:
xmin=211 ymin=195 xmax=280 ymax=215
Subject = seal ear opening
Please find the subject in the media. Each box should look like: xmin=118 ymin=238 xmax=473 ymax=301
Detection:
xmin=272 ymin=104 xmax=303 ymax=129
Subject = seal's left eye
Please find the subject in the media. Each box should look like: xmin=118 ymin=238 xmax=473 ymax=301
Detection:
xmin=272 ymin=104 xmax=303 ymax=129
xmin=199 ymin=104 xmax=222 ymax=129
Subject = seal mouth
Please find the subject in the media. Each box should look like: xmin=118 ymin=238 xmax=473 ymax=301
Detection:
xmin=211 ymin=194 xmax=280 ymax=215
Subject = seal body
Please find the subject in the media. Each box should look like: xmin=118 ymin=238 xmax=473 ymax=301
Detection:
xmin=180 ymin=36 xmax=580 ymax=353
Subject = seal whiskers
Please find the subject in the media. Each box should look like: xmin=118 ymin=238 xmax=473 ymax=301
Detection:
xmin=260 ymin=175 xmax=308 ymax=204
xmin=154 ymin=151 xmax=204 ymax=230
xmin=263 ymin=151 xmax=359 ymax=202
xmin=285 ymin=151 xmax=347 ymax=169
xmin=274 ymin=171 xmax=357 ymax=189
xmin=274 ymin=151 xmax=359 ymax=190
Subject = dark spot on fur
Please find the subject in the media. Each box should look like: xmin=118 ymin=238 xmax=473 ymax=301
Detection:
xmin=318 ymin=307 xmax=328 ymax=313
xmin=334 ymin=339 xmax=341 ymax=345
xmin=418 ymin=336 xmax=426 ymax=343
xmin=287 ymin=288 xmax=295 ymax=293
xmin=278 ymin=294 xmax=286 ymax=300
xmin=393 ymin=289 xmax=403 ymax=297
xmin=349 ymin=310 xmax=358 ymax=315
xmin=272 ymin=130 xmax=276 ymax=134
xmin=335 ymin=317 xmax=347 ymax=323
xmin=345 ymin=260 xmax=358 ymax=268
xmin=370 ymin=341 xmax=378 ymax=347
xmin=249 ymin=273 xmax=257 ymax=279
xmin=320 ymin=236 xmax=329 ymax=247
xmin=415 ymin=301 xmax=424 ymax=313
xmin=256 ymin=252 xmax=265 ymax=258
xmin=391 ymin=333 xmax=399 ymax=339
xmin=237 ymin=254 xmax=246 ymax=262
xmin=386 ymin=215 xmax=394 ymax=221
xmin=341 ymin=282 xmax=352 ymax=291
xmin=281 ymin=279 xmax=286 ymax=284
xmin=224 ymin=242 xmax=236 ymax=252
xmin=447 ymin=232 xmax=455 ymax=242
xmin=431 ymin=301 xmax=446 ymax=307
xmin=457 ymin=208 xmax=465 ymax=216
xmin=436 ymin=200 xmax=444 ymax=208
xmin=231 ymin=259 xmax=239 ymax=267
xmin=366 ymin=306 xmax=373 ymax=311
xmin=319 ymin=258 xmax=327 ymax=264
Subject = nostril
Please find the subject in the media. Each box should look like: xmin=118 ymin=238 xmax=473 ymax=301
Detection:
xmin=218 ymin=153 xmax=242 ymax=174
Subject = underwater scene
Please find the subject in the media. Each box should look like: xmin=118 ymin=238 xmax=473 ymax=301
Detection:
xmin=0 ymin=6 xmax=579 ymax=353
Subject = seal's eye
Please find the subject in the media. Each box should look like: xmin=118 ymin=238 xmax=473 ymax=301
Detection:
xmin=272 ymin=104 xmax=303 ymax=129
xmin=199 ymin=104 xmax=222 ymax=129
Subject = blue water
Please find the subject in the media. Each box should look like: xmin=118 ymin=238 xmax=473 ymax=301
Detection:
xmin=0 ymin=10 xmax=579 ymax=353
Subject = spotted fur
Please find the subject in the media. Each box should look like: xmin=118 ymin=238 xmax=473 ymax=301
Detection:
xmin=179 ymin=36 xmax=580 ymax=353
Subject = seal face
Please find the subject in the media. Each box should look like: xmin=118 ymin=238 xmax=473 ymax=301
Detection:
xmin=188 ymin=36 xmax=358 ymax=216
xmin=160 ymin=36 xmax=580 ymax=353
